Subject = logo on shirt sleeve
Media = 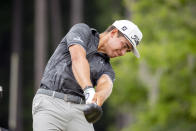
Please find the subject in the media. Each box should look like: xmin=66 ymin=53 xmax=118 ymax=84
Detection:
xmin=73 ymin=36 xmax=84 ymax=43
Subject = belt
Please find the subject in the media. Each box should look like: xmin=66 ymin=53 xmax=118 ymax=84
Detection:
xmin=36 ymin=88 xmax=85 ymax=104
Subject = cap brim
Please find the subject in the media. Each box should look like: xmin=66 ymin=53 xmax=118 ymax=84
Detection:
xmin=132 ymin=48 xmax=140 ymax=58
xmin=123 ymin=35 xmax=140 ymax=58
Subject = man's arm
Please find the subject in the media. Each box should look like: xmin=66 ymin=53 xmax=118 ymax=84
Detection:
xmin=69 ymin=44 xmax=103 ymax=123
xmin=92 ymin=74 xmax=113 ymax=106
xmin=69 ymin=44 xmax=92 ymax=89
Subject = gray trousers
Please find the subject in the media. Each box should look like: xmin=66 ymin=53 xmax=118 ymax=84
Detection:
xmin=32 ymin=94 xmax=94 ymax=131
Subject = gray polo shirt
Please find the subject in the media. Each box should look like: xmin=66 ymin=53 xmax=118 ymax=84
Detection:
xmin=40 ymin=23 xmax=115 ymax=98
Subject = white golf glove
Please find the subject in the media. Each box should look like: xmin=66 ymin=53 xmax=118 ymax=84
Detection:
xmin=83 ymin=86 xmax=95 ymax=104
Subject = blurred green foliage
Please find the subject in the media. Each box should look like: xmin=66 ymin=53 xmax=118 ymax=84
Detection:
xmin=108 ymin=0 xmax=196 ymax=130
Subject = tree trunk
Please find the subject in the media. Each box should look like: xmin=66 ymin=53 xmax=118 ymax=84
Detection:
xmin=70 ymin=0 xmax=84 ymax=25
xmin=139 ymin=61 xmax=162 ymax=107
xmin=187 ymin=55 xmax=196 ymax=88
xmin=34 ymin=0 xmax=48 ymax=91
xmin=124 ymin=0 xmax=132 ymax=19
xmin=9 ymin=0 xmax=23 ymax=130
xmin=50 ymin=0 xmax=62 ymax=49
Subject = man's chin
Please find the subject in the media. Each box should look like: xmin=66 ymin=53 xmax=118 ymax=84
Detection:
xmin=110 ymin=55 xmax=118 ymax=58
xmin=108 ymin=52 xmax=119 ymax=58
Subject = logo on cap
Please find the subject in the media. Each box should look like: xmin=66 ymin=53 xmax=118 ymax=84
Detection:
xmin=131 ymin=35 xmax=139 ymax=45
xmin=121 ymin=26 xmax=127 ymax=31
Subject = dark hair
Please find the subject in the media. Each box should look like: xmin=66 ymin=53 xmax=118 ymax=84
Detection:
xmin=105 ymin=25 xmax=124 ymax=37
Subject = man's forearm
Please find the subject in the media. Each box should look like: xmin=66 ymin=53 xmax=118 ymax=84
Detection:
xmin=72 ymin=57 xmax=92 ymax=89
xmin=96 ymin=82 xmax=112 ymax=102
xmin=93 ymin=74 xmax=113 ymax=105
xmin=69 ymin=44 xmax=93 ymax=89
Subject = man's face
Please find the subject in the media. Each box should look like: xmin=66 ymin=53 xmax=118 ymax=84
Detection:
xmin=106 ymin=30 xmax=133 ymax=58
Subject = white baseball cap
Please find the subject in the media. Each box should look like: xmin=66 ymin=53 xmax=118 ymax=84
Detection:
xmin=112 ymin=20 xmax=143 ymax=58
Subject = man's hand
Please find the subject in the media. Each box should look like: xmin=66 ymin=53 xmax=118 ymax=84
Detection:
xmin=83 ymin=86 xmax=103 ymax=123
xmin=83 ymin=86 xmax=95 ymax=104
xmin=92 ymin=92 xmax=104 ymax=106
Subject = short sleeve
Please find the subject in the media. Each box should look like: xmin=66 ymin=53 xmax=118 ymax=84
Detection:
xmin=65 ymin=23 xmax=91 ymax=51
xmin=94 ymin=62 xmax=115 ymax=84
xmin=102 ymin=64 xmax=115 ymax=83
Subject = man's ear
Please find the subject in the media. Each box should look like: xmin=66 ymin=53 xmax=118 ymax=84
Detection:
xmin=110 ymin=28 xmax=118 ymax=38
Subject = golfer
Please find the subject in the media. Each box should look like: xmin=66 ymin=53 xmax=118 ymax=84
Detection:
xmin=32 ymin=20 xmax=143 ymax=131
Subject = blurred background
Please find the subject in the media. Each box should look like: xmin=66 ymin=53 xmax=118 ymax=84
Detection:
xmin=0 ymin=0 xmax=196 ymax=130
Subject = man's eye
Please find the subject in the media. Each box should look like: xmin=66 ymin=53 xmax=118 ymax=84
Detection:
xmin=126 ymin=44 xmax=132 ymax=52
xmin=126 ymin=44 xmax=131 ymax=50
xmin=127 ymin=48 xmax=131 ymax=52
